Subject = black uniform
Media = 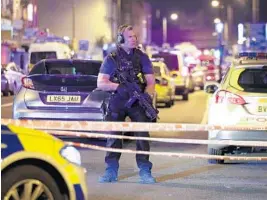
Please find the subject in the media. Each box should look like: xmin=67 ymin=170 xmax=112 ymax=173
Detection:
xmin=99 ymin=47 xmax=154 ymax=174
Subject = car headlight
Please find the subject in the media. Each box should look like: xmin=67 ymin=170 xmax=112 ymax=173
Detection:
xmin=60 ymin=145 xmax=81 ymax=165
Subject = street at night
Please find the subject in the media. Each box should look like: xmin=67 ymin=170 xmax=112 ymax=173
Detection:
xmin=1 ymin=0 xmax=267 ymax=200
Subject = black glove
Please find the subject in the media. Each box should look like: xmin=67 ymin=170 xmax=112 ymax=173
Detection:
xmin=116 ymin=83 xmax=129 ymax=99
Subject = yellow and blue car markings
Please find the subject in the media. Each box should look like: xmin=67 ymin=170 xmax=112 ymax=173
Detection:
xmin=1 ymin=124 xmax=88 ymax=200
xmin=1 ymin=125 xmax=24 ymax=159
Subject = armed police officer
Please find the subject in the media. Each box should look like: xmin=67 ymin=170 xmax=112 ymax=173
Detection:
xmin=97 ymin=24 xmax=157 ymax=184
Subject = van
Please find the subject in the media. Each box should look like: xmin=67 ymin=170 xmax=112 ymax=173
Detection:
xmin=28 ymin=42 xmax=72 ymax=72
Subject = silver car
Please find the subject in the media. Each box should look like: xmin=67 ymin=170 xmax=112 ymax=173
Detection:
xmin=13 ymin=59 xmax=110 ymax=121
xmin=4 ymin=62 xmax=25 ymax=95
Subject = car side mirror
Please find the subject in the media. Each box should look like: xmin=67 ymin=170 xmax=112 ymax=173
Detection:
xmin=205 ymin=84 xmax=219 ymax=94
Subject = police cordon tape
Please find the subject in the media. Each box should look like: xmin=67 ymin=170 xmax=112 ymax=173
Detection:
xmin=65 ymin=141 xmax=267 ymax=161
xmin=2 ymin=119 xmax=267 ymax=132
xmin=50 ymin=130 xmax=267 ymax=147
xmin=2 ymin=118 xmax=266 ymax=161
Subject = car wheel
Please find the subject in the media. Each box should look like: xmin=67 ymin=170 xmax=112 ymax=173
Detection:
xmin=208 ymin=148 xmax=224 ymax=164
xmin=182 ymin=93 xmax=188 ymax=101
xmin=165 ymin=101 xmax=172 ymax=108
xmin=2 ymin=165 xmax=66 ymax=200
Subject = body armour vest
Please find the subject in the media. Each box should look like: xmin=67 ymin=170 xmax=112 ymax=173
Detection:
xmin=109 ymin=48 xmax=147 ymax=91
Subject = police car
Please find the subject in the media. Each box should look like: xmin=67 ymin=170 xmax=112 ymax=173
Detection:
xmin=152 ymin=58 xmax=175 ymax=107
xmin=205 ymin=52 xmax=267 ymax=164
xmin=1 ymin=124 xmax=88 ymax=200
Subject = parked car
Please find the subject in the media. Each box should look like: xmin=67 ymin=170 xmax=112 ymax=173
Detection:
xmin=1 ymin=68 xmax=9 ymax=96
xmin=192 ymin=55 xmax=220 ymax=90
xmin=205 ymin=52 xmax=267 ymax=164
xmin=152 ymin=52 xmax=190 ymax=100
xmin=170 ymin=70 xmax=193 ymax=100
xmin=152 ymin=59 xmax=175 ymax=107
xmin=191 ymin=65 xmax=207 ymax=90
xmin=4 ymin=62 xmax=25 ymax=95
xmin=13 ymin=59 xmax=108 ymax=121
xmin=1 ymin=124 xmax=88 ymax=200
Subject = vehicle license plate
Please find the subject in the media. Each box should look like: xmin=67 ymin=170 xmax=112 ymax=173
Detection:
xmin=47 ymin=95 xmax=81 ymax=103
xmin=257 ymin=106 xmax=267 ymax=113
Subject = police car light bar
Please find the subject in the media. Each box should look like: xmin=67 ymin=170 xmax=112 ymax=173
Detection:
xmin=34 ymin=36 xmax=67 ymax=44
xmin=238 ymin=52 xmax=267 ymax=59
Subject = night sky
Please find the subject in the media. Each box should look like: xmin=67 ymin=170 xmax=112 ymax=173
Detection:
xmin=146 ymin=0 xmax=267 ymax=47
xmin=147 ymin=0 xmax=267 ymax=26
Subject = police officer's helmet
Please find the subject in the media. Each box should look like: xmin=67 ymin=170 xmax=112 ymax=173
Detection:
xmin=117 ymin=24 xmax=133 ymax=44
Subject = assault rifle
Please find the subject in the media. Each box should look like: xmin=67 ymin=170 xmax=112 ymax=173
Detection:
xmin=118 ymin=73 xmax=159 ymax=121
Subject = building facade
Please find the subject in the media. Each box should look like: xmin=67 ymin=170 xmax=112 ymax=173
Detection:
xmin=36 ymin=0 xmax=151 ymax=59
xmin=37 ymin=0 xmax=120 ymax=58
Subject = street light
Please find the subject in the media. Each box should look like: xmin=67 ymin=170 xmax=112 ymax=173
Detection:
xmin=170 ymin=13 xmax=178 ymax=21
xmin=213 ymin=18 xmax=221 ymax=24
xmin=211 ymin=0 xmax=220 ymax=8
xmin=215 ymin=22 xmax=224 ymax=33
xmin=163 ymin=13 xmax=178 ymax=44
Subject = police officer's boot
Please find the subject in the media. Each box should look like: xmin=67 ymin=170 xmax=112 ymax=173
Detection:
xmin=139 ymin=169 xmax=156 ymax=184
xmin=98 ymin=169 xmax=118 ymax=183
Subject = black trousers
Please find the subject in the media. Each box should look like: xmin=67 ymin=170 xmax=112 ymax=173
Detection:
xmin=105 ymin=94 xmax=153 ymax=172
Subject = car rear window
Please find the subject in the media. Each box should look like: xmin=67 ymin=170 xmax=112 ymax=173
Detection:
xmin=29 ymin=60 xmax=102 ymax=76
xmin=30 ymin=52 xmax=57 ymax=64
xmin=152 ymin=53 xmax=179 ymax=71
xmin=238 ymin=68 xmax=267 ymax=93
xmin=28 ymin=74 xmax=97 ymax=92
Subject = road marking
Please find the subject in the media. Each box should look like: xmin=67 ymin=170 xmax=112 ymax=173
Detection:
xmin=156 ymin=165 xmax=224 ymax=182
xmin=1 ymin=103 xmax=13 ymax=108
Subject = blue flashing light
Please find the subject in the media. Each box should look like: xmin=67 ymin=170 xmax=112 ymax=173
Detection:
xmin=34 ymin=36 xmax=67 ymax=44
xmin=238 ymin=52 xmax=267 ymax=60
xmin=249 ymin=52 xmax=257 ymax=58
xmin=239 ymin=52 xmax=249 ymax=57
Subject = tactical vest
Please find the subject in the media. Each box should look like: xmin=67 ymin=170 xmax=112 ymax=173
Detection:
xmin=109 ymin=48 xmax=147 ymax=91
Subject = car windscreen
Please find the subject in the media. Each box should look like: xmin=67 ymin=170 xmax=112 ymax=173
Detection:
xmin=30 ymin=52 xmax=57 ymax=64
xmin=29 ymin=60 xmax=102 ymax=76
xmin=238 ymin=68 xmax=267 ymax=93
xmin=152 ymin=53 xmax=179 ymax=71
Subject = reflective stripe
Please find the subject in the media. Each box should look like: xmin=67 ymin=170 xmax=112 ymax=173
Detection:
xmin=74 ymin=184 xmax=85 ymax=200
xmin=1 ymin=125 xmax=24 ymax=159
